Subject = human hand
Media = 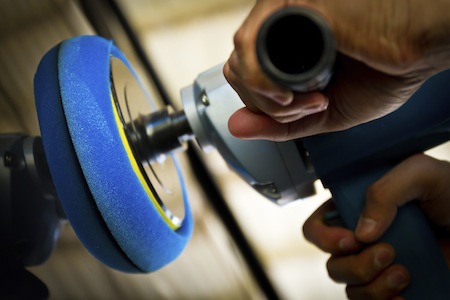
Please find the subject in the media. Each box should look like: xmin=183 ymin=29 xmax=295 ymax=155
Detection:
xmin=224 ymin=0 xmax=450 ymax=141
xmin=302 ymin=154 xmax=450 ymax=299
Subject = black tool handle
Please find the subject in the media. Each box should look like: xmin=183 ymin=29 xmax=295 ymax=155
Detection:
xmin=256 ymin=6 xmax=335 ymax=92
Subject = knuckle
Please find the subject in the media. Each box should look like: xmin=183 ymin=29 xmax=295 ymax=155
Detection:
xmin=325 ymin=257 xmax=339 ymax=281
xmin=354 ymin=264 xmax=374 ymax=283
xmin=233 ymin=29 xmax=245 ymax=49
xmin=407 ymin=153 xmax=444 ymax=170
xmin=345 ymin=285 xmax=359 ymax=300
xmin=365 ymin=180 xmax=387 ymax=204
xmin=406 ymin=153 xmax=430 ymax=165
xmin=302 ymin=224 xmax=329 ymax=252
xmin=302 ymin=219 xmax=313 ymax=241
xmin=222 ymin=68 xmax=233 ymax=86
xmin=330 ymin=256 xmax=373 ymax=284
xmin=222 ymin=63 xmax=230 ymax=77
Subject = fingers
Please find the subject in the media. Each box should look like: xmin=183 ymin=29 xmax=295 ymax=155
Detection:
xmin=225 ymin=53 xmax=328 ymax=105
xmin=225 ymin=35 xmax=293 ymax=105
xmin=226 ymin=50 xmax=329 ymax=122
xmin=327 ymin=243 xmax=395 ymax=285
xmin=356 ymin=154 xmax=450 ymax=243
xmin=227 ymin=108 xmax=287 ymax=141
xmin=328 ymin=243 xmax=410 ymax=299
xmin=345 ymin=265 xmax=410 ymax=300
xmin=227 ymin=97 xmax=329 ymax=141
xmin=305 ymin=200 xmax=410 ymax=298
xmin=223 ymin=1 xmax=331 ymax=141
xmin=225 ymin=0 xmax=291 ymax=104
xmin=303 ymin=200 xmax=361 ymax=255
xmin=224 ymin=57 xmax=292 ymax=109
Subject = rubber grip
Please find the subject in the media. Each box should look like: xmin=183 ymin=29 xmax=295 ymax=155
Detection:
xmin=256 ymin=6 xmax=335 ymax=92
xmin=331 ymin=166 xmax=450 ymax=299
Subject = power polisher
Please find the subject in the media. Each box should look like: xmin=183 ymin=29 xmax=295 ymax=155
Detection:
xmin=4 ymin=6 xmax=450 ymax=299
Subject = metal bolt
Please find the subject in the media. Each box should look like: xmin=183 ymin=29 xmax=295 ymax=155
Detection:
xmin=200 ymin=91 xmax=210 ymax=106
xmin=4 ymin=151 xmax=15 ymax=167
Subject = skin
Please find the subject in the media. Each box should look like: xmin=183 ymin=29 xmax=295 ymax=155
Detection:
xmin=224 ymin=0 xmax=450 ymax=141
xmin=224 ymin=1 xmax=450 ymax=298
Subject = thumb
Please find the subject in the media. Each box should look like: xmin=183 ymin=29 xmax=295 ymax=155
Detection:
xmin=228 ymin=105 xmax=331 ymax=141
xmin=228 ymin=107 xmax=290 ymax=141
xmin=355 ymin=154 xmax=442 ymax=243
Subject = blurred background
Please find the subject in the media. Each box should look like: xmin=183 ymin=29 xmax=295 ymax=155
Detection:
xmin=1 ymin=0 xmax=449 ymax=299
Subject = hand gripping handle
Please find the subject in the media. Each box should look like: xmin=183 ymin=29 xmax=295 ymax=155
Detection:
xmin=330 ymin=165 xmax=450 ymax=299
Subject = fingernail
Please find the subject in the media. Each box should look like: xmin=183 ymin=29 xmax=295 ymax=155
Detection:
xmin=339 ymin=237 xmax=359 ymax=251
xmin=356 ymin=218 xmax=377 ymax=237
xmin=387 ymin=270 xmax=409 ymax=288
xmin=374 ymin=248 xmax=394 ymax=269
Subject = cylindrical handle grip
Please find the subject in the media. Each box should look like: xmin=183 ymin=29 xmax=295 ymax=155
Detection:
xmin=256 ymin=6 xmax=335 ymax=92
xmin=331 ymin=166 xmax=450 ymax=299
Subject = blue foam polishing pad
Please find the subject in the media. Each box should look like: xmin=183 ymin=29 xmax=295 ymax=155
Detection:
xmin=34 ymin=35 xmax=193 ymax=273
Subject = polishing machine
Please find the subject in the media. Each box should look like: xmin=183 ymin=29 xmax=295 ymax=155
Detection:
xmin=1 ymin=6 xmax=450 ymax=300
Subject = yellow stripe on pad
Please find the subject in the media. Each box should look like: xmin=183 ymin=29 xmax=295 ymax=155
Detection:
xmin=111 ymin=94 xmax=179 ymax=230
